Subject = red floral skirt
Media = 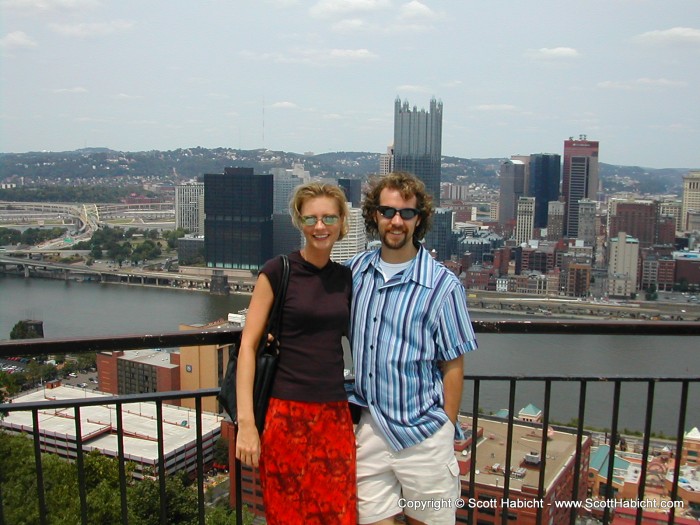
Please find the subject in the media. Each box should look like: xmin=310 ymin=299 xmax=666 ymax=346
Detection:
xmin=260 ymin=397 xmax=357 ymax=524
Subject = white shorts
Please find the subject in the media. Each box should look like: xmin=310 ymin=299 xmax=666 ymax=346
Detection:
xmin=355 ymin=410 xmax=461 ymax=525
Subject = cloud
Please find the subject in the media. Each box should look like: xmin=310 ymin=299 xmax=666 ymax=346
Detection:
xmin=269 ymin=101 xmax=298 ymax=109
xmin=49 ymin=19 xmax=134 ymax=38
xmin=0 ymin=30 xmax=38 ymax=50
xmin=634 ymin=27 xmax=700 ymax=46
xmin=114 ymin=93 xmax=143 ymax=100
xmin=332 ymin=18 xmax=366 ymax=32
xmin=240 ymin=47 xmax=378 ymax=65
xmin=1 ymin=0 xmax=100 ymax=13
xmin=398 ymin=1 xmax=437 ymax=20
xmin=52 ymin=86 xmax=88 ymax=93
xmin=474 ymin=104 xmax=518 ymax=112
xmin=309 ymin=0 xmax=391 ymax=19
xmin=597 ymin=78 xmax=687 ymax=90
xmin=396 ymin=84 xmax=431 ymax=93
xmin=526 ymin=47 xmax=580 ymax=60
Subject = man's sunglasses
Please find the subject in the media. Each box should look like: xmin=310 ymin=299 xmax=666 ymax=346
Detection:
xmin=300 ymin=215 xmax=340 ymax=226
xmin=377 ymin=206 xmax=420 ymax=220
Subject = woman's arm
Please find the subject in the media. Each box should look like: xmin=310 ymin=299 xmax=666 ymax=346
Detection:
xmin=235 ymin=272 xmax=274 ymax=467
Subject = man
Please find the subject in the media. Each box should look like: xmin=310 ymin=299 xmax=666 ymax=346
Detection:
xmin=347 ymin=172 xmax=478 ymax=525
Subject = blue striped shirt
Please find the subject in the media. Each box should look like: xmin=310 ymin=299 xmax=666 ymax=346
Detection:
xmin=347 ymin=246 xmax=477 ymax=451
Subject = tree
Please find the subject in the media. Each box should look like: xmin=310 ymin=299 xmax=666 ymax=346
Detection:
xmin=645 ymin=284 xmax=658 ymax=301
xmin=128 ymin=472 xmax=199 ymax=525
xmin=10 ymin=320 xmax=41 ymax=340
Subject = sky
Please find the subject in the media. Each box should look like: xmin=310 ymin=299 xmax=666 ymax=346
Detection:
xmin=1 ymin=0 xmax=699 ymax=169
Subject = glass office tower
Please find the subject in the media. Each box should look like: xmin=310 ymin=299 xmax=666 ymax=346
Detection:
xmin=204 ymin=167 xmax=273 ymax=270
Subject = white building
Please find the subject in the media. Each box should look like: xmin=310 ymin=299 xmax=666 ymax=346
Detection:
xmin=1 ymin=385 xmax=223 ymax=479
xmin=331 ymin=206 xmax=366 ymax=263
xmin=607 ymin=231 xmax=639 ymax=298
xmin=681 ymin=170 xmax=700 ymax=232
xmin=175 ymin=182 xmax=205 ymax=234
xmin=514 ymin=197 xmax=535 ymax=244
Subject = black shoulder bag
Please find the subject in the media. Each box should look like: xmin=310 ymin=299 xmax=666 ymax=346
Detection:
xmin=217 ymin=254 xmax=290 ymax=434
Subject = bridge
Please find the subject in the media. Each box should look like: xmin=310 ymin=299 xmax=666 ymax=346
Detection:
xmin=0 ymin=254 xmax=209 ymax=289
xmin=0 ymin=201 xmax=175 ymax=248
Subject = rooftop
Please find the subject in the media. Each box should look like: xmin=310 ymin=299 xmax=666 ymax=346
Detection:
xmin=458 ymin=415 xmax=583 ymax=493
xmin=1 ymin=385 xmax=223 ymax=466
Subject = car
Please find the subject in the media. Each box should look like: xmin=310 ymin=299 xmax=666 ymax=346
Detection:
xmin=68 ymin=372 xmax=77 ymax=378
xmin=77 ymin=383 xmax=87 ymax=388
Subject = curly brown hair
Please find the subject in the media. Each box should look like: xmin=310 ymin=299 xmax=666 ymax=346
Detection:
xmin=361 ymin=171 xmax=434 ymax=241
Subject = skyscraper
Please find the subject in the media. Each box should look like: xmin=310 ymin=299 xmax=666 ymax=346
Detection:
xmin=577 ymin=199 xmax=597 ymax=247
xmin=393 ymin=97 xmax=443 ymax=205
xmin=498 ymin=159 xmax=525 ymax=226
xmin=379 ymin=145 xmax=394 ymax=176
xmin=608 ymin=199 xmax=659 ymax=248
xmin=562 ymin=137 xmax=599 ymax=237
xmin=546 ymin=201 xmax=565 ymax=241
xmin=608 ymin=232 xmax=639 ymax=298
xmin=515 ymin=197 xmax=535 ymax=244
xmin=175 ymin=182 xmax=205 ymax=234
xmin=681 ymin=170 xmax=700 ymax=232
xmin=204 ymin=167 xmax=273 ymax=271
xmin=330 ymin=206 xmax=366 ymax=263
xmin=528 ymin=154 xmax=561 ymax=228
xmin=338 ymin=178 xmax=363 ymax=208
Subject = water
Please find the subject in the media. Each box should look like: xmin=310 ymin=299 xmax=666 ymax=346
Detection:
xmin=1 ymin=274 xmax=697 ymax=435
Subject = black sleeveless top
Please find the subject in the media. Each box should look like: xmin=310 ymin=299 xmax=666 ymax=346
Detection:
xmin=261 ymin=251 xmax=352 ymax=402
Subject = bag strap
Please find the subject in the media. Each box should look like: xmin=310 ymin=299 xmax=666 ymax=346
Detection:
xmin=265 ymin=254 xmax=290 ymax=341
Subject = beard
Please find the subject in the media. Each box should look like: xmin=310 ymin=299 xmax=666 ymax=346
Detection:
xmin=381 ymin=228 xmax=410 ymax=251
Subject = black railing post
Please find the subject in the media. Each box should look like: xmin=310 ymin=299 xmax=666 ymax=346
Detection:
xmin=536 ymin=380 xmax=551 ymax=525
xmin=467 ymin=378 xmax=480 ymax=525
xmin=31 ymin=409 xmax=48 ymax=525
xmin=156 ymin=400 xmax=167 ymax=525
xmin=570 ymin=380 xmax=588 ymax=524
xmin=501 ymin=379 xmax=516 ymax=525
xmin=234 ymin=447 xmax=243 ymax=525
xmin=668 ymin=380 xmax=690 ymax=525
xmin=74 ymin=406 xmax=88 ymax=525
xmin=116 ymin=401 xmax=129 ymax=525
xmin=195 ymin=397 xmax=205 ymax=525
xmin=603 ymin=380 xmax=622 ymax=525
xmin=637 ymin=381 xmax=655 ymax=525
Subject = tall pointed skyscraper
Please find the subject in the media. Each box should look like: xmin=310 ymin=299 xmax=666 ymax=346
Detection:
xmin=562 ymin=136 xmax=599 ymax=238
xmin=393 ymin=97 xmax=443 ymax=205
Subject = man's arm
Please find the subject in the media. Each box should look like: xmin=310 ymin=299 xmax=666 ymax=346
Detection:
xmin=441 ymin=355 xmax=464 ymax=425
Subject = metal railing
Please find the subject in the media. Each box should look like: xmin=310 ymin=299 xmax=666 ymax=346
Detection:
xmin=1 ymin=320 xmax=698 ymax=525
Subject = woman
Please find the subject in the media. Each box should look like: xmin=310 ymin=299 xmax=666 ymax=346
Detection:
xmin=235 ymin=182 xmax=356 ymax=524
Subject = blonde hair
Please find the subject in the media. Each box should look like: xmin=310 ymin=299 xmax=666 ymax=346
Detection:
xmin=289 ymin=182 xmax=349 ymax=240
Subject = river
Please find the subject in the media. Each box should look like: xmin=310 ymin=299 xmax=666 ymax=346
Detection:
xmin=1 ymin=274 xmax=697 ymax=436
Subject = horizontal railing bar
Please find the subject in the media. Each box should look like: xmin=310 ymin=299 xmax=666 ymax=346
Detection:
xmin=0 ymin=327 xmax=241 ymax=357
xmin=471 ymin=319 xmax=700 ymax=335
xmin=1 ymin=320 xmax=698 ymax=358
xmin=462 ymin=374 xmax=698 ymax=382
xmin=1 ymin=388 xmax=221 ymax=413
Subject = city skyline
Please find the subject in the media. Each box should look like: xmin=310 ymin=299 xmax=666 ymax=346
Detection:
xmin=1 ymin=1 xmax=699 ymax=169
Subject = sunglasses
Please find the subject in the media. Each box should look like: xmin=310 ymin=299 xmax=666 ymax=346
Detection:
xmin=300 ymin=215 xmax=340 ymax=226
xmin=377 ymin=206 xmax=420 ymax=220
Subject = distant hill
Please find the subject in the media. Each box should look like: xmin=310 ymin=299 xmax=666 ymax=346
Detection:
xmin=0 ymin=147 xmax=688 ymax=195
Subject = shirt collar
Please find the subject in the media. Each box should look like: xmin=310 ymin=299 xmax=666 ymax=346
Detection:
xmin=363 ymin=245 xmax=434 ymax=289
